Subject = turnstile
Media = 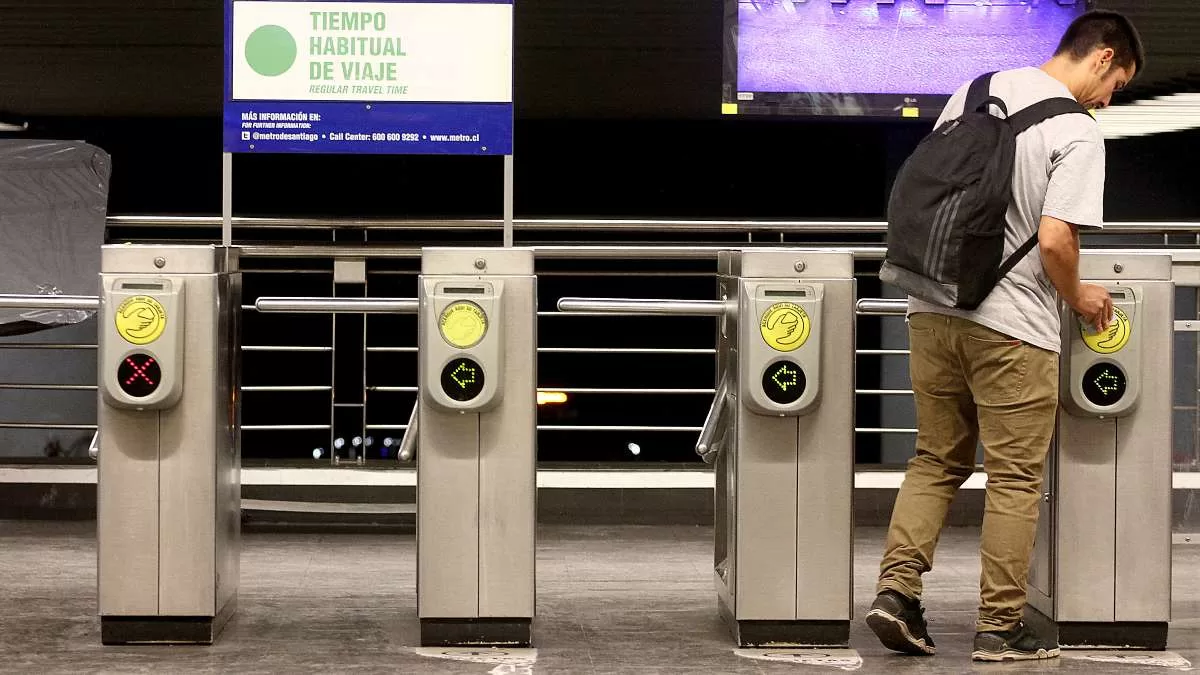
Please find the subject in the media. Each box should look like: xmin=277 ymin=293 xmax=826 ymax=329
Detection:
xmin=559 ymin=248 xmax=855 ymax=647
xmin=1027 ymin=252 xmax=1173 ymax=649
xmin=417 ymin=247 xmax=537 ymax=647
xmin=253 ymin=246 xmax=537 ymax=647
xmin=97 ymin=245 xmax=242 ymax=644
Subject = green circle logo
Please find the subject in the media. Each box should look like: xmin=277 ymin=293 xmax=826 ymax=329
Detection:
xmin=245 ymin=25 xmax=296 ymax=77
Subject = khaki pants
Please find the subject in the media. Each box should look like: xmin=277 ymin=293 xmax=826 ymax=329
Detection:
xmin=878 ymin=312 xmax=1059 ymax=633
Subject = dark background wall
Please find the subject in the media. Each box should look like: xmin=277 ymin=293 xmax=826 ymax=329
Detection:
xmin=1 ymin=0 xmax=1197 ymax=220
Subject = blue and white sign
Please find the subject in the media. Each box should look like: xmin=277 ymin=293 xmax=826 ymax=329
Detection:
xmin=223 ymin=0 xmax=513 ymax=155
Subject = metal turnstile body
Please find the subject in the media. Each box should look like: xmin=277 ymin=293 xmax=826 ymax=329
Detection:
xmin=98 ymin=245 xmax=242 ymax=644
xmin=714 ymin=249 xmax=855 ymax=647
xmin=1027 ymin=253 xmax=1172 ymax=649
xmin=417 ymin=247 xmax=536 ymax=646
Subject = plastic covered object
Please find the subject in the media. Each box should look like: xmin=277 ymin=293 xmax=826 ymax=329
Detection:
xmin=0 ymin=139 xmax=112 ymax=335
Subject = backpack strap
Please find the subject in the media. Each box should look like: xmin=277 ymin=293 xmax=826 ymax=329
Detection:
xmin=994 ymin=100 xmax=1087 ymax=278
xmin=997 ymin=232 xmax=1041 ymax=281
xmin=1007 ymin=98 xmax=1091 ymax=135
xmin=965 ymin=72 xmax=997 ymax=113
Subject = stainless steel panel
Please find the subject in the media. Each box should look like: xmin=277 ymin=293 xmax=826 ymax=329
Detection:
xmin=1028 ymin=436 xmax=1055 ymax=604
xmin=477 ymin=275 xmax=536 ymax=618
xmin=420 ymin=247 xmax=534 ymax=276
xmin=724 ymin=248 xmax=854 ymax=280
xmin=734 ymin=412 xmax=799 ymax=620
xmin=795 ymin=277 xmax=854 ymax=621
xmin=1078 ymin=254 xmax=1172 ymax=282
xmin=101 ymin=244 xmax=231 ymax=275
xmin=1055 ymin=406 xmax=1118 ymax=621
xmin=158 ymin=271 xmax=217 ymax=615
xmin=96 ymin=406 xmax=159 ymax=615
xmin=333 ymin=258 xmax=367 ymax=284
xmin=215 ymin=268 xmax=242 ymax=618
xmin=417 ymin=407 xmax=481 ymax=618
xmin=1115 ymin=280 xmax=1172 ymax=622
xmin=713 ymin=274 xmax=737 ymax=596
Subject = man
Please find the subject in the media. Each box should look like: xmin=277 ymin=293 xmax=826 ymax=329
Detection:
xmin=865 ymin=10 xmax=1144 ymax=662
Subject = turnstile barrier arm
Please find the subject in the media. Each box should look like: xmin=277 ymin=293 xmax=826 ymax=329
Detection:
xmin=398 ymin=400 xmax=418 ymax=462
xmin=0 ymin=294 xmax=100 ymax=311
xmin=557 ymin=297 xmax=729 ymax=316
xmin=254 ymin=297 xmax=419 ymax=314
xmin=695 ymin=373 xmax=731 ymax=464
xmin=856 ymin=298 xmax=908 ymax=316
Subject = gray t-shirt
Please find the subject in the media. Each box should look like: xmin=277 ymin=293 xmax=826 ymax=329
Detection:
xmin=907 ymin=67 xmax=1106 ymax=353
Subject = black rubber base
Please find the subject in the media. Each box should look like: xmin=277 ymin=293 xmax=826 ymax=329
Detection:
xmin=101 ymin=598 xmax=236 ymax=645
xmin=1025 ymin=606 xmax=1168 ymax=650
xmin=420 ymin=618 xmax=532 ymax=647
xmin=102 ymin=617 xmax=216 ymax=645
xmin=734 ymin=620 xmax=850 ymax=648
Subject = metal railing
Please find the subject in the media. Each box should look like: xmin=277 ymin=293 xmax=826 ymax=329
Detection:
xmin=6 ymin=221 xmax=1200 ymax=458
xmin=0 ymin=295 xmax=100 ymax=435
xmin=106 ymin=215 xmax=1200 ymax=236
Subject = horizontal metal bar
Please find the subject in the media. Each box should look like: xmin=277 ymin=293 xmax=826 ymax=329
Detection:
xmin=1176 ymin=320 xmax=1200 ymax=332
xmin=538 ymin=347 xmax=716 ymax=355
xmin=242 ymin=499 xmax=416 ymax=515
xmin=856 ymin=299 xmax=909 ymax=316
xmin=241 ymin=346 xmax=333 ymax=353
xmin=0 ymin=295 xmax=99 ymax=311
xmin=241 ymin=386 xmax=332 ymax=392
xmin=365 ymin=347 xmax=418 ymax=353
xmin=364 ymin=424 xmax=411 ymax=431
xmin=538 ymin=425 xmax=703 ymax=432
xmin=541 ymin=387 xmax=715 ymax=395
xmin=256 ymin=297 xmax=419 ymax=314
xmin=537 ymin=271 xmax=713 ymax=278
xmin=856 ymin=389 xmax=914 ymax=396
xmin=557 ymin=297 xmax=728 ymax=316
xmin=367 ymin=387 xmax=418 ymax=393
xmin=856 ymin=349 xmax=911 ymax=356
xmin=0 ymin=384 xmax=96 ymax=391
xmin=241 ymin=246 xmax=421 ymax=259
xmin=239 ymin=269 xmax=331 ymax=275
xmin=241 ymin=425 xmax=332 ymax=431
xmin=856 ymin=428 xmax=919 ymax=434
xmin=0 ymin=423 xmax=97 ymax=430
xmin=0 ymin=343 xmax=96 ymax=350
xmin=230 ymin=245 xmax=1200 ymax=276
xmin=11 ymin=464 xmax=1200 ymax=490
xmin=106 ymin=215 xmax=1200 ymax=235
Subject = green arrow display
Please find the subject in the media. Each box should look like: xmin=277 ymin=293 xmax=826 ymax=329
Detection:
xmin=1094 ymin=370 xmax=1121 ymax=395
xmin=772 ymin=364 xmax=798 ymax=391
xmin=451 ymin=362 xmax=477 ymax=389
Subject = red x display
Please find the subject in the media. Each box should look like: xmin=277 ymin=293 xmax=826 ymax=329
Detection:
xmin=117 ymin=353 xmax=162 ymax=398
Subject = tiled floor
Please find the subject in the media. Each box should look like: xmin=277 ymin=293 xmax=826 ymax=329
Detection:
xmin=1 ymin=520 xmax=1198 ymax=673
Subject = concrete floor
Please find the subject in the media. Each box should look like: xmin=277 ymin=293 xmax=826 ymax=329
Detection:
xmin=1 ymin=521 xmax=1198 ymax=673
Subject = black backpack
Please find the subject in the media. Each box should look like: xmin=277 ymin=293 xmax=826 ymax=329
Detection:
xmin=880 ymin=72 xmax=1090 ymax=310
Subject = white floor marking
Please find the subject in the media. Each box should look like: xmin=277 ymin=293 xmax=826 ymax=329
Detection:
xmin=414 ymin=647 xmax=537 ymax=674
xmin=1065 ymin=651 xmax=1192 ymax=670
xmin=735 ymin=648 xmax=863 ymax=671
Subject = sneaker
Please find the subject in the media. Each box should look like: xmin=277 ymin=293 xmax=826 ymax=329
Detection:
xmin=865 ymin=590 xmax=936 ymax=655
xmin=972 ymin=622 xmax=1060 ymax=662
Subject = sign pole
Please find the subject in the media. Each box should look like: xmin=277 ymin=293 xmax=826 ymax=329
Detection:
xmin=503 ymin=154 xmax=514 ymax=247
xmin=221 ymin=152 xmax=233 ymax=246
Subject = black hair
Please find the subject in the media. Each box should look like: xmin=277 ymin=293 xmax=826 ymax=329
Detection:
xmin=1055 ymin=10 xmax=1146 ymax=77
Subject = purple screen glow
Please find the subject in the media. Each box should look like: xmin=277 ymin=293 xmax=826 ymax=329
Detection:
xmin=737 ymin=0 xmax=1085 ymax=96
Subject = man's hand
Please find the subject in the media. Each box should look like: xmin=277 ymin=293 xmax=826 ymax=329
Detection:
xmin=1039 ymin=216 xmax=1112 ymax=330
xmin=1072 ymin=283 xmax=1113 ymax=332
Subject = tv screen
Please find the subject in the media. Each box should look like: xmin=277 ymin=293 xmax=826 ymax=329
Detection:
xmin=723 ymin=0 xmax=1092 ymax=119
